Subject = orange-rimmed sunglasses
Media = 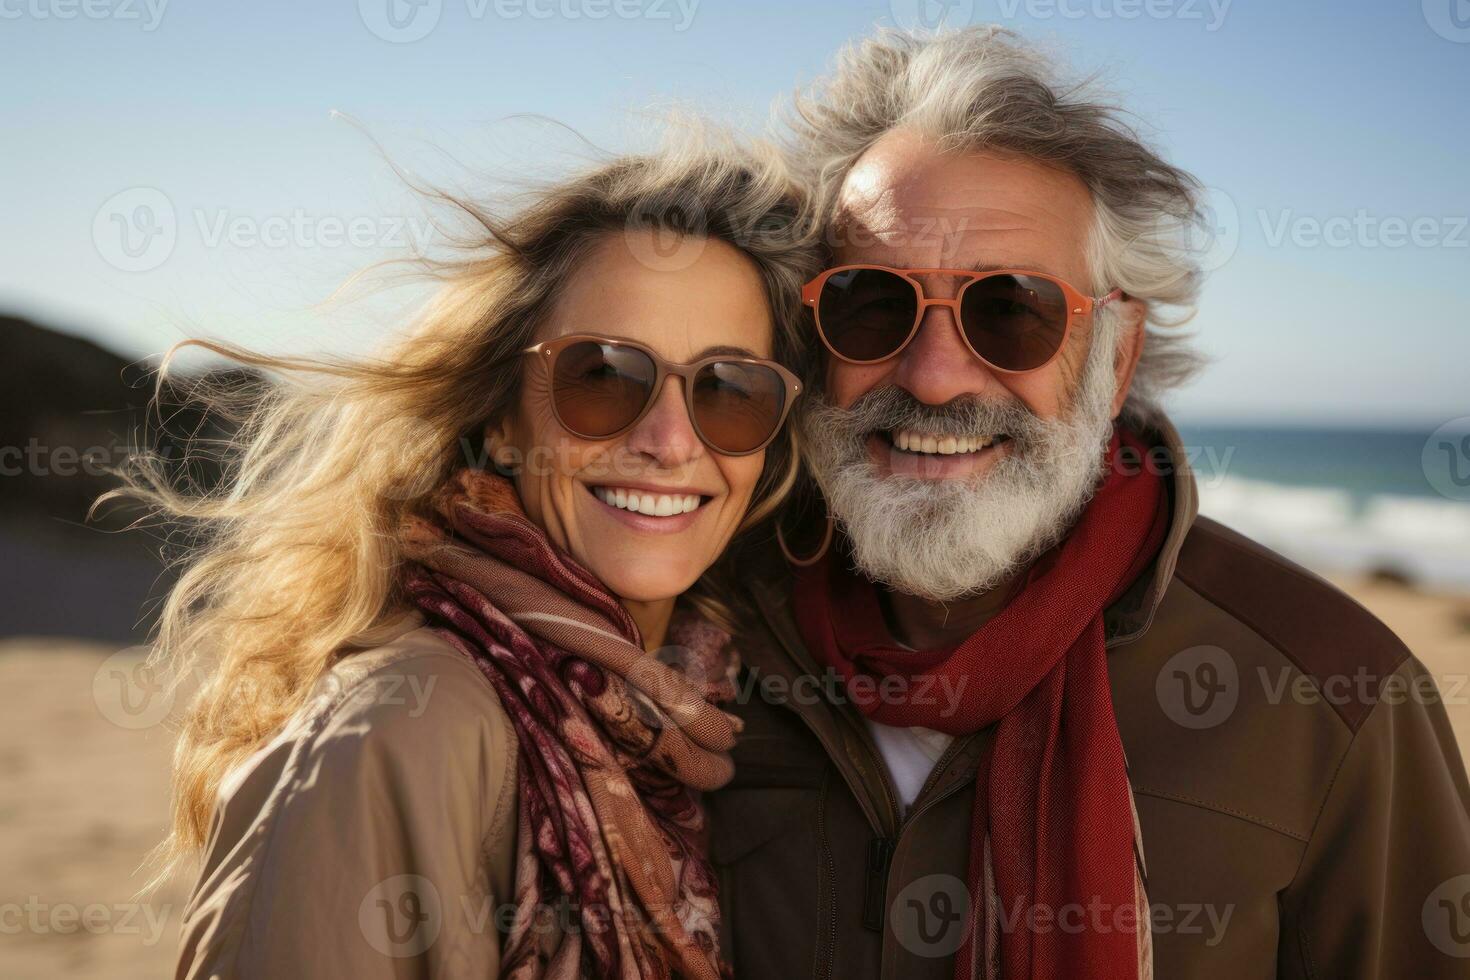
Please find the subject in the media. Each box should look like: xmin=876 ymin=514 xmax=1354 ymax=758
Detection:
xmin=524 ymin=334 xmax=802 ymax=457
xmin=801 ymin=264 xmax=1124 ymax=374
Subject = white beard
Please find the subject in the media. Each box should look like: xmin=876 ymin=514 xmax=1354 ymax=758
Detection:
xmin=799 ymin=316 xmax=1121 ymax=602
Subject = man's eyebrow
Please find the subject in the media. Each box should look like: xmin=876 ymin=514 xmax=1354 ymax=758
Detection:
xmin=692 ymin=343 xmax=762 ymax=359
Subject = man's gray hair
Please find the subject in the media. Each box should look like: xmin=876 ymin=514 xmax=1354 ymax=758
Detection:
xmin=785 ymin=26 xmax=1208 ymax=425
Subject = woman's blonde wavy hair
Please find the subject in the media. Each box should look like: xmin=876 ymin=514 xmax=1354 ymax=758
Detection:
xmin=111 ymin=129 xmax=822 ymax=880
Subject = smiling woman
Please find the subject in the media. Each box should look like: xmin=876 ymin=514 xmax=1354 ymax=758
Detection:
xmin=107 ymin=127 xmax=821 ymax=979
xmin=493 ymin=247 xmax=804 ymax=613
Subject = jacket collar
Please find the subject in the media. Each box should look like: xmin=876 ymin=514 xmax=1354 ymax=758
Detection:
xmin=1104 ymin=412 xmax=1199 ymax=645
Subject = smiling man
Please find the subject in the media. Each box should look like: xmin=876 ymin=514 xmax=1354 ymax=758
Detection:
xmin=708 ymin=27 xmax=1470 ymax=980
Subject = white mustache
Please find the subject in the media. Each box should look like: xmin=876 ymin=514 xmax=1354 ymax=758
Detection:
xmin=815 ymin=386 xmax=1047 ymax=450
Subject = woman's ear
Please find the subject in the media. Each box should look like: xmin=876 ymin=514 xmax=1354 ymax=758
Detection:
xmin=483 ymin=416 xmax=519 ymax=475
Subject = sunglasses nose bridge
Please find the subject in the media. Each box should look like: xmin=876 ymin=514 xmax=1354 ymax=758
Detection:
xmin=646 ymin=368 xmax=692 ymax=421
xmin=912 ymin=295 xmax=965 ymax=348
xmin=916 ymin=295 xmax=962 ymax=313
xmin=905 ymin=301 xmax=976 ymax=362
xmin=623 ymin=370 xmax=704 ymax=458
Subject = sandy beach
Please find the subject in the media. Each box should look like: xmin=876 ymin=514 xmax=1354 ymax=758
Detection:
xmin=2 ymin=576 xmax=1468 ymax=978
xmin=0 ymin=637 xmax=186 ymax=980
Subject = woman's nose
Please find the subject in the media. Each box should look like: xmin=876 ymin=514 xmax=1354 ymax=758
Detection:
xmin=622 ymin=376 xmax=703 ymax=465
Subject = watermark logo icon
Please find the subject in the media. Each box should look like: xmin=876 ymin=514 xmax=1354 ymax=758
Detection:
xmin=890 ymin=0 xmax=976 ymax=31
xmin=1424 ymin=874 xmax=1470 ymax=956
xmin=1423 ymin=0 xmax=1470 ymax=42
xmin=359 ymin=0 xmax=442 ymax=42
xmin=93 ymin=187 xmax=176 ymax=272
xmin=92 ymin=646 xmax=174 ymax=730
xmin=1156 ymin=645 xmax=1239 ymax=729
xmin=1135 ymin=184 xmax=1238 ymax=276
xmin=1184 ymin=185 xmax=1239 ymax=273
xmin=365 ymin=416 xmax=447 ymax=502
xmin=891 ymin=874 xmax=972 ymax=958
xmin=359 ymin=874 xmax=443 ymax=957
xmin=1423 ymin=417 xmax=1470 ymax=501
xmin=623 ymin=195 xmax=709 ymax=273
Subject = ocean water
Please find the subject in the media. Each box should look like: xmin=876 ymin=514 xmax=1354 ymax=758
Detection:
xmin=1176 ymin=423 xmax=1470 ymax=588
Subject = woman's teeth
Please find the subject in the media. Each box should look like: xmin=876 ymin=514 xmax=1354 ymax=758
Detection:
xmin=592 ymin=486 xmax=703 ymax=517
xmin=891 ymin=429 xmax=996 ymax=455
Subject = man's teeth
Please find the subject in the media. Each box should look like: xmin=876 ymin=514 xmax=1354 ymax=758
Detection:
xmin=891 ymin=429 xmax=995 ymax=455
xmin=592 ymin=486 xmax=702 ymax=517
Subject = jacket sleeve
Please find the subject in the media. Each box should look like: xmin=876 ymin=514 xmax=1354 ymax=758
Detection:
xmin=1279 ymin=653 xmax=1470 ymax=978
xmin=176 ymin=645 xmax=519 ymax=980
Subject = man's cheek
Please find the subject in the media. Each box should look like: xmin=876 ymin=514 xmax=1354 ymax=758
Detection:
xmin=823 ymin=361 xmax=845 ymax=405
xmin=827 ymin=363 xmax=882 ymax=410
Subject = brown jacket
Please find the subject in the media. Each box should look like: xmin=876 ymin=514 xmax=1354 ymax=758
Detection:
xmin=709 ymin=419 xmax=1470 ymax=979
xmin=176 ymin=618 xmax=520 ymax=978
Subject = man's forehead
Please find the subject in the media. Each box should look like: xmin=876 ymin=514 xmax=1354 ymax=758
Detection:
xmin=831 ymin=138 xmax=1094 ymax=268
xmin=839 ymin=147 xmax=1087 ymax=219
xmin=834 ymin=189 xmax=1044 ymax=240
xmin=835 ymin=153 xmax=984 ymax=227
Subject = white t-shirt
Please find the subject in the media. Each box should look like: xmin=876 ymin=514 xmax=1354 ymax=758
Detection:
xmin=864 ymin=718 xmax=955 ymax=812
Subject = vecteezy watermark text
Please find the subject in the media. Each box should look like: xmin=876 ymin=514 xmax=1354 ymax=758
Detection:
xmin=1259 ymin=209 xmax=1469 ymax=249
xmin=0 ymin=898 xmax=171 ymax=946
xmin=991 ymin=0 xmax=1230 ymax=31
xmin=0 ymin=0 xmax=167 ymax=30
xmin=358 ymin=0 xmax=699 ymax=43
xmin=93 ymin=187 xmax=438 ymax=273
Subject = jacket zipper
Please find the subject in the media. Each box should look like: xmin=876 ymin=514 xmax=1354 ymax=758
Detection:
xmin=816 ymin=772 xmax=838 ymax=980
xmin=904 ymin=733 xmax=980 ymax=828
xmin=859 ymin=735 xmax=975 ymax=937
xmin=862 ymin=836 xmax=897 ymax=931
xmin=868 ymin=732 xmax=903 ymax=833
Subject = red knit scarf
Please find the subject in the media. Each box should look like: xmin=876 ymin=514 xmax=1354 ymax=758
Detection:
xmin=794 ymin=429 xmax=1167 ymax=980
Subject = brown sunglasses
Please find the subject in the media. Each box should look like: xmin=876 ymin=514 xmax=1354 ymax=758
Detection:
xmin=802 ymin=264 xmax=1123 ymax=373
xmin=524 ymin=334 xmax=802 ymax=457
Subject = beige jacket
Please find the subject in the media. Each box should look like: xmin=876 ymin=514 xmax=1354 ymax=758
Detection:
xmin=176 ymin=616 xmax=519 ymax=979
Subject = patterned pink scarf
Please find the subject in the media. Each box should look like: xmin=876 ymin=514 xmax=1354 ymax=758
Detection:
xmin=400 ymin=469 xmax=742 ymax=980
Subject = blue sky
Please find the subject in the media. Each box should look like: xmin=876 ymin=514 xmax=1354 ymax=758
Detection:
xmin=2 ymin=0 xmax=1466 ymax=425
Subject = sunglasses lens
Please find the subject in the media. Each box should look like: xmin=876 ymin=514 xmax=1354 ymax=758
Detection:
xmin=959 ymin=274 xmax=1070 ymax=371
xmin=549 ymin=340 xmax=656 ymax=438
xmin=691 ymin=362 xmax=788 ymax=454
xmin=816 ymin=267 xmax=919 ymax=362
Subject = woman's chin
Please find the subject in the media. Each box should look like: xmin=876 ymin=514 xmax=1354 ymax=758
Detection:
xmin=588 ymin=553 xmax=702 ymax=607
xmin=605 ymin=574 xmax=699 ymax=606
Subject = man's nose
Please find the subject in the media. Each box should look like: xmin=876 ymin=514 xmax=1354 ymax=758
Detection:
xmin=622 ymin=377 xmax=703 ymax=466
xmin=890 ymin=303 xmax=1005 ymax=405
